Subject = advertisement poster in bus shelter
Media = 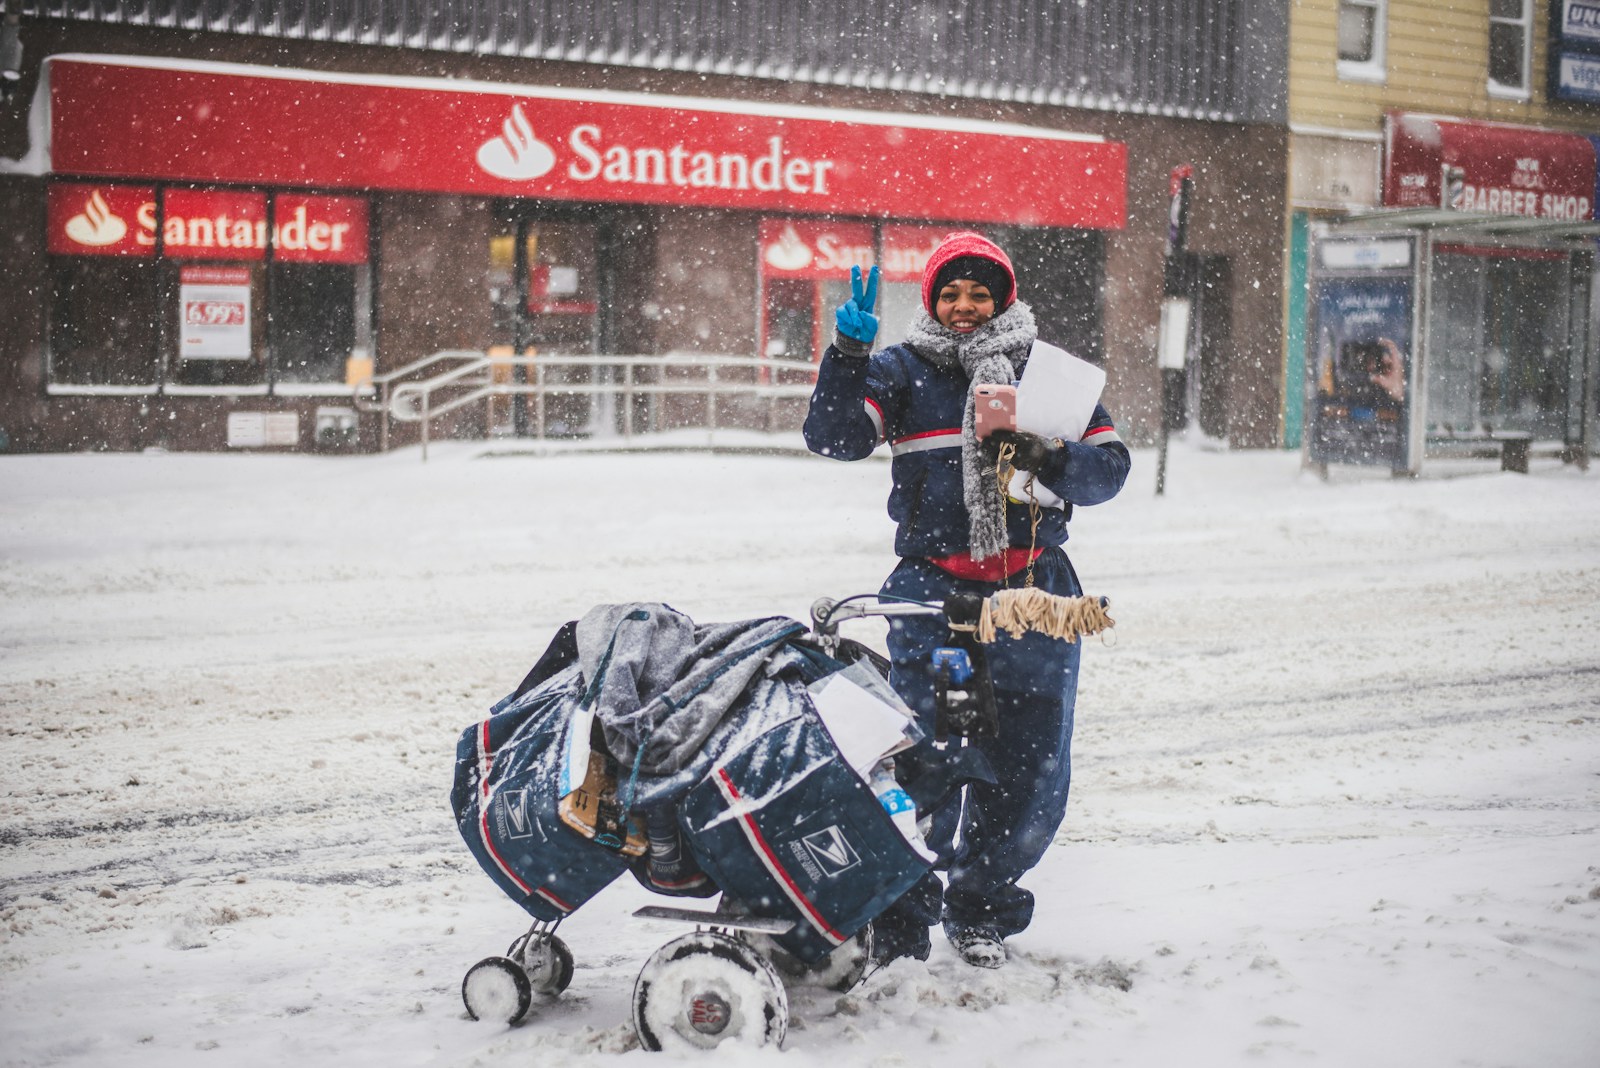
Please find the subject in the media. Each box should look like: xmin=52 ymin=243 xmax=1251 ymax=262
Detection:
xmin=1306 ymin=244 xmax=1416 ymax=472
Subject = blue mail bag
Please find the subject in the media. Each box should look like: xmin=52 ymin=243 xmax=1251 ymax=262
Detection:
xmin=678 ymin=707 xmax=933 ymax=965
xmin=450 ymin=665 xmax=633 ymax=923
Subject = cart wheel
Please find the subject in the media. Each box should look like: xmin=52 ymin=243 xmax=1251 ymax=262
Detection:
xmin=517 ymin=933 xmax=575 ymax=996
xmin=748 ymin=923 xmax=874 ymax=992
xmin=462 ymin=956 xmax=533 ymax=1025
xmin=632 ymin=931 xmax=787 ymax=1051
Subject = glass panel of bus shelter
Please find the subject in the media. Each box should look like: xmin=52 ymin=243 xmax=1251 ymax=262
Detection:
xmin=1429 ymin=248 xmax=1574 ymax=440
xmin=1425 ymin=252 xmax=1486 ymax=433
xmin=1484 ymin=253 xmax=1572 ymax=440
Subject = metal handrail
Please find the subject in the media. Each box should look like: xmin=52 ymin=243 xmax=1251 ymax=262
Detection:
xmin=363 ymin=351 xmax=819 ymax=460
xmin=350 ymin=349 xmax=493 ymax=452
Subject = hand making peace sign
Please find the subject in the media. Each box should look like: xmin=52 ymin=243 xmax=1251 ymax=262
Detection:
xmin=834 ymin=264 xmax=880 ymax=344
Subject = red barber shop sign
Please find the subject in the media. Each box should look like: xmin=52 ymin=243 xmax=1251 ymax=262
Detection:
xmin=45 ymin=56 xmax=1127 ymax=230
xmin=1383 ymin=112 xmax=1596 ymax=220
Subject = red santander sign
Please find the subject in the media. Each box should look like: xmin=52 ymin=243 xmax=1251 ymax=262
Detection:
xmin=45 ymin=183 xmax=153 ymax=256
xmin=758 ymin=219 xmax=965 ymax=281
xmin=1384 ymin=112 xmax=1596 ymax=220
xmin=759 ymin=220 xmax=875 ymax=280
xmin=46 ymin=56 xmax=1126 ymax=230
xmin=47 ymin=183 xmax=369 ymax=262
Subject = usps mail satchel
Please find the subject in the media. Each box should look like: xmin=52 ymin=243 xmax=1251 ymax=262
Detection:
xmin=679 ymin=707 xmax=933 ymax=965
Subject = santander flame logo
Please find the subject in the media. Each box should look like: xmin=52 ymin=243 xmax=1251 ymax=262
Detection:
xmin=64 ymin=190 xmax=129 ymax=247
xmin=476 ymin=104 xmax=557 ymax=181
xmin=763 ymin=223 xmax=813 ymax=272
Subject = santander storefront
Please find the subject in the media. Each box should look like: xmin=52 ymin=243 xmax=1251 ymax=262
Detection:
xmin=20 ymin=54 xmax=1127 ymax=450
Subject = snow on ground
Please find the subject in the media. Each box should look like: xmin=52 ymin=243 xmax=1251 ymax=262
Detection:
xmin=1 ymin=437 xmax=1597 ymax=1068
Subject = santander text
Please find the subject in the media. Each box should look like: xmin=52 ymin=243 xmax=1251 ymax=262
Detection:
xmin=567 ymin=125 xmax=834 ymax=196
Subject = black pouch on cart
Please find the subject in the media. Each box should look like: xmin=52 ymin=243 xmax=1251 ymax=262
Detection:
xmin=678 ymin=710 xmax=934 ymax=966
xmin=449 ymin=624 xmax=636 ymax=922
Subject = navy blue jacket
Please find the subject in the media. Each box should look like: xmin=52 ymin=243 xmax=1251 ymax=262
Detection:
xmin=803 ymin=343 xmax=1131 ymax=560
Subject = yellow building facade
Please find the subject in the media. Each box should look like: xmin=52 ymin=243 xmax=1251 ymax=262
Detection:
xmin=1285 ymin=0 xmax=1598 ymax=470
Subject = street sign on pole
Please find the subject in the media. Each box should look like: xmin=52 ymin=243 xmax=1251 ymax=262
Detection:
xmin=1156 ymin=164 xmax=1193 ymax=497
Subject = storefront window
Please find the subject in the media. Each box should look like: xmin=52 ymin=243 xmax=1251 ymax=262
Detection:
xmin=269 ymin=191 xmax=372 ymax=390
xmin=271 ymin=263 xmax=370 ymax=385
xmin=48 ymin=257 xmax=161 ymax=388
xmin=763 ymin=278 xmax=817 ymax=363
xmin=45 ymin=181 xmax=371 ymax=394
xmin=168 ymin=262 xmax=268 ymax=390
xmin=877 ymin=224 xmax=953 ymax=345
xmin=45 ymin=183 xmax=160 ymax=389
xmin=160 ymin=187 xmax=267 ymax=391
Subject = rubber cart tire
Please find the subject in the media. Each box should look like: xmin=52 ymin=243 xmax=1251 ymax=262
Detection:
xmin=632 ymin=931 xmax=787 ymax=1051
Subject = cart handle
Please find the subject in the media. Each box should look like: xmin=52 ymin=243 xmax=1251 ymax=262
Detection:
xmin=811 ymin=590 xmax=1112 ymax=644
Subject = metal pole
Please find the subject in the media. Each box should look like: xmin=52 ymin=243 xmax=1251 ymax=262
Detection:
xmin=1155 ymin=165 xmax=1194 ymax=497
xmin=623 ymin=361 xmax=635 ymax=442
xmin=1155 ymin=405 xmax=1170 ymax=495
xmin=512 ymin=219 xmax=531 ymax=437
xmin=1578 ymin=245 xmax=1596 ymax=471
xmin=1405 ymin=231 xmax=1431 ymax=476
xmin=535 ymin=362 xmax=546 ymax=440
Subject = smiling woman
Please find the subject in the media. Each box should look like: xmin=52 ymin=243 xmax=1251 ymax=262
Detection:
xmin=802 ymin=230 xmax=1131 ymax=970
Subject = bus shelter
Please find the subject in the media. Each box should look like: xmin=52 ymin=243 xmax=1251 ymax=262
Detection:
xmin=1305 ymin=209 xmax=1598 ymax=476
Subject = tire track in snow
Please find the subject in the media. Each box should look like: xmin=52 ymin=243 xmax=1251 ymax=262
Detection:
xmin=1082 ymin=662 xmax=1600 ymax=764
xmin=0 ymin=790 xmax=466 ymax=906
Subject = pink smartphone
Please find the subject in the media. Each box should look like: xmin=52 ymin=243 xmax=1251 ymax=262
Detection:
xmin=973 ymin=384 xmax=1017 ymax=439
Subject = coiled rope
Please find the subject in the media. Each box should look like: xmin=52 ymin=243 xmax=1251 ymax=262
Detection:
xmin=975 ymin=435 xmax=1115 ymax=641
xmin=974 ymin=587 xmax=1115 ymax=644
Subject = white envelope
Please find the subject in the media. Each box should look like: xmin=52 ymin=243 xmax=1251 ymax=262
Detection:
xmin=1008 ymin=340 xmax=1106 ymax=508
xmin=808 ymin=673 xmax=916 ymax=779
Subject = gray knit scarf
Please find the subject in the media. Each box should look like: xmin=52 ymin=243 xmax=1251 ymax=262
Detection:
xmin=904 ymin=300 xmax=1038 ymax=561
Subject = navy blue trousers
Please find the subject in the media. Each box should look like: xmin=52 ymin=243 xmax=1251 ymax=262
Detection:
xmin=877 ymin=548 xmax=1081 ymax=946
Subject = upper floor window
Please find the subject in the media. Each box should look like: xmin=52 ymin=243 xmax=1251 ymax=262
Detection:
xmin=1488 ymin=0 xmax=1531 ymax=98
xmin=1337 ymin=0 xmax=1387 ymax=83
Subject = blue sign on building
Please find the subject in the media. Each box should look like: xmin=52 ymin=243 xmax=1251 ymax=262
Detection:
xmin=1553 ymin=1 xmax=1600 ymax=102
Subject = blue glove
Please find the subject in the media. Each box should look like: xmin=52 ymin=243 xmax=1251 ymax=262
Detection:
xmin=834 ymin=264 xmax=880 ymax=344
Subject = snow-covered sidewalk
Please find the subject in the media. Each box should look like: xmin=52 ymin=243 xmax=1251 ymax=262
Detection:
xmin=1 ymin=441 xmax=1596 ymax=1067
